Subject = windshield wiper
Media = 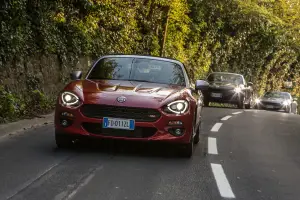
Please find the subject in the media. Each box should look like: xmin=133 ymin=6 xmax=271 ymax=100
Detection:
xmin=88 ymin=78 xmax=159 ymax=84
xmin=125 ymin=79 xmax=158 ymax=83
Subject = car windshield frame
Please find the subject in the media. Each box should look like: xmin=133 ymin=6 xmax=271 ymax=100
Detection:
xmin=206 ymin=73 xmax=245 ymax=85
xmin=263 ymin=92 xmax=291 ymax=99
xmin=85 ymin=56 xmax=188 ymax=87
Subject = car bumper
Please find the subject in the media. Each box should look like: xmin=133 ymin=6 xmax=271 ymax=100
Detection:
xmin=54 ymin=104 xmax=194 ymax=144
xmin=204 ymin=90 xmax=245 ymax=104
xmin=256 ymin=103 xmax=288 ymax=111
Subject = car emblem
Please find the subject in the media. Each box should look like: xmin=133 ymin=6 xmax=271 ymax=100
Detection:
xmin=117 ymin=96 xmax=126 ymax=103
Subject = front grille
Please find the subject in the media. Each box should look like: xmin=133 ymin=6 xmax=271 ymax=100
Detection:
xmin=261 ymin=101 xmax=282 ymax=107
xmin=82 ymin=122 xmax=157 ymax=138
xmin=207 ymin=89 xmax=237 ymax=101
xmin=81 ymin=105 xmax=161 ymax=122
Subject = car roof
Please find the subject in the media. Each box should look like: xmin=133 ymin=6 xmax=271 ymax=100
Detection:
xmin=97 ymin=54 xmax=184 ymax=66
xmin=208 ymin=72 xmax=243 ymax=76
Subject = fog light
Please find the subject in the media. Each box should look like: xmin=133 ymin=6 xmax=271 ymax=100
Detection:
xmin=62 ymin=120 xmax=68 ymax=126
xmin=168 ymin=128 xmax=184 ymax=136
xmin=168 ymin=121 xmax=183 ymax=126
xmin=174 ymin=129 xmax=182 ymax=135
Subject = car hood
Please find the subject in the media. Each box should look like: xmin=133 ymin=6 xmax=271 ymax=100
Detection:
xmin=208 ymin=82 xmax=239 ymax=89
xmin=70 ymin=80 xmax=186 ymax=108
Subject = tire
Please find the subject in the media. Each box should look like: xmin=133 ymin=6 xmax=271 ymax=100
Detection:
xmin=193 ymin=123 xmax=201 ymax=144
xmin=204 ymin=99 xmax=209 ymax=107
xmin=245 ymin=103 xmax=251 ymax=109
xmin=237 ymin=100 xmax=244 ymax=109
xmin=55 ymin=133 xmax=73 ymax=148
xmin=285 ymin=106 xmax=291 ymax=113
xmin=180 ymin=137 xmax=194 ymax=158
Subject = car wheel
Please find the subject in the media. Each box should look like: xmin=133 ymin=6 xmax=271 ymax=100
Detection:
xmin=55 ymin=133 xmax=73 ymax=148
xmin=285 ymin=106 xmax=291 ymax=113
xmin=237 ymin=100 xmax=244 ymax=109
xmin=204 ymin=99 xmax=209 ymax=107
xmin=193 ymin=123 xmax=201 ymax=144
xmin=180 ymin=137 xmax=194 ymax=158
xmin=245 ymin=103 xmax=251 ymax=109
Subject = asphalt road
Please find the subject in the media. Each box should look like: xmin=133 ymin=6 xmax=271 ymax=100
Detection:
xmin=1 ymin=108 xmax=300 ymax=200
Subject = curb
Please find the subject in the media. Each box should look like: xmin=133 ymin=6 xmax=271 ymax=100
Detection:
xmin=0 ymin=112 xmax=55 ymax=139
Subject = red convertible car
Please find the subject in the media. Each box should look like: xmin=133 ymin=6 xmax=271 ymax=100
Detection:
xmin=54 ymin=55 xmax=209 ymax=157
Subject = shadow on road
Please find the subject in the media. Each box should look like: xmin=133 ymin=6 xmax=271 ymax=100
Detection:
xmin=52 ymin=135 xmax=207 ymax=159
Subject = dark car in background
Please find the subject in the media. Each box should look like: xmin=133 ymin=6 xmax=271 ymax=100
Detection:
xmin=202 ymin=72 xmax=253 ymax=109
xmin=254 ymin=91 xmax=298 ymax=114
xmin=54 ymin=55 xmax=209 ymax=157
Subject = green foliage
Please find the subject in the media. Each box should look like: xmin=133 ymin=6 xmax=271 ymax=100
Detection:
xmin=0 ymin=86 xmax=23 ymax=122
xmin=1 ymin=0 xmax=300 ymax=122
xmin=29 ymin=89 xmax=54 ymax=113
xmin=0 ymin=86 xmax=54 ymax=122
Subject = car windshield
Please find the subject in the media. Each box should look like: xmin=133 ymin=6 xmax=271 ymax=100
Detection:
xmin=207 ymin=73 xmax=243 ymax=85
xmin=87 ymin=57 xmax=186 ymax=86
xmin=263 ymin=92 xmax=290 ymax=99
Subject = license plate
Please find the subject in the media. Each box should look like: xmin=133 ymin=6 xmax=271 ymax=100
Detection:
xmin=211 ymin=93 xmax=222 ymax=98
xmin=102 ymin=117 xmax=135 ymax=130
xmin=266 ymin=105 xmax=274 ymax=109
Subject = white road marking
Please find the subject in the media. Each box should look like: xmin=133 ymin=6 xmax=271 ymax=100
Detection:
xmin=208 ymin=137 xmax=218 ymax=155
xmin=232 ymin=111 xmax=243 ymax=115
xmin=211 ymin=163 xmax=236 ymax=199
xmin=65 ymin=166 xmax=103 ymax=200
xmin=211 ymin=123 xmax=223 ymax=132
xmin=67 ymin=173 xmax=95 ymax=199
xmin=53 ymin=166 xmax=103 ymax=200
xmin=221 ymin=115 xmax=232 ymax=121
xmin=6 ymin=163 xmax=60 ymax=199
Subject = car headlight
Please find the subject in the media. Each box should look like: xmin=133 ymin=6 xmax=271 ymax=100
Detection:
xmin=283 ymin=100 xmax=289 ymax=106
xmin=164 ymin=100 xmax=189 ymax=114
xmin=255 ymin=98 xmax=260 ymax=104
xmin=61 ymin=92 xmax=80 ymax=106
xmin=234 ymin=87 xmax=242 ymax=93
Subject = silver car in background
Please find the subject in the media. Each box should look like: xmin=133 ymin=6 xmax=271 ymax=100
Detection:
xmin=254 ymin=91 xmax=298 ymax=114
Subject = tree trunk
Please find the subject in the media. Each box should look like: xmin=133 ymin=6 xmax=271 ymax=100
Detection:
xmin=160 ymin=6 xmax=170 ymax=57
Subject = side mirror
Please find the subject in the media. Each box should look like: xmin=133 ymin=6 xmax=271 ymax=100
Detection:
xmin=247 ymin=82 xmax=253 ymax=87
xmin=293 ymin=97 xmax=298 ymax=101
xmin=195 ymin=80 xmax=209 ymax=91
xmin=70 ymin=71 xmax=82 ymax=80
